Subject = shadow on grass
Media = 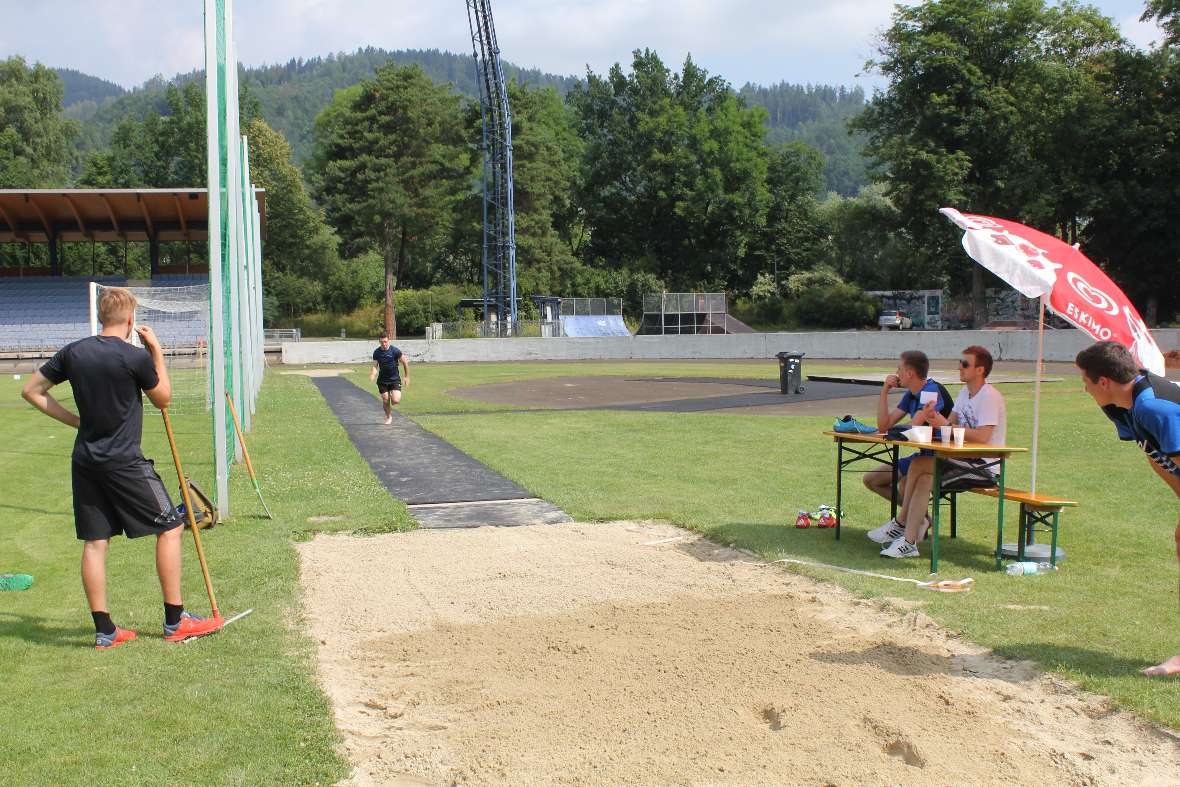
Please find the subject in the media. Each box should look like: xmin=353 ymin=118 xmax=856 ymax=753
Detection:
xmin=707 ymin=521 xmax=1002 ymax=574
xmin=0 ymin=611 xmax=91 ymax=649
xmin=991 ymin=641 xmax=1179 ymax=681
xmin=0 ymin=502 xmax=70 ymax=516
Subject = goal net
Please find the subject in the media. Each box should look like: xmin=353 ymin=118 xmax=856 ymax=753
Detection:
xmin=89 ymin=282 xmax=212 ymax=416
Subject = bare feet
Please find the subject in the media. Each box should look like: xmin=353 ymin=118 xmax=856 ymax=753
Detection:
xmin=1142 ymin=653 xmax=1180 ymax=678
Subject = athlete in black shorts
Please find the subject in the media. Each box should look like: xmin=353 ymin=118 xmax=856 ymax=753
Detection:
xmin=21 ymin=286 xmax=222 ymax=648
xmin=370 ymin=331 xmax=410 ymax=425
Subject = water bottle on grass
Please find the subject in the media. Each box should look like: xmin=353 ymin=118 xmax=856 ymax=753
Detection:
xmin=1005 ymin=561 xmax=1056 ymax=576
xmin=0 ymin=573 xmax=34 ymax=591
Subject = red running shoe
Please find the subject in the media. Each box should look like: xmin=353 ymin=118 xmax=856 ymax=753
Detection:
xmin=795 ymin=511 xmax=812 ymax=528
xmin=163 ymin=611 xmax=225 ymax=642
xmin=95 ymin=627 xmax=137 ymax=650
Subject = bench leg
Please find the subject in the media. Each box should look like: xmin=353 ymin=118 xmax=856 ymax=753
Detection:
xmin=994 ymin=459 xmax=1006 ymax=571
xmin=1050 ymin=511 xmax=1060 ymax=567
xmin=1016 ymin=505 xmax=1027 ymax=562
xmin=950 ymin=493 xmax=957 ymax=539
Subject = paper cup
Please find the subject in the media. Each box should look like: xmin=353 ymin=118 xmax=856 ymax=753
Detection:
xmin=939 ymin=426 xmax=952 ymax=444
xmin=914 ymin=426 xmax=932 ymax=443
xmin=952 ymin=427 xmax=965 ymax=447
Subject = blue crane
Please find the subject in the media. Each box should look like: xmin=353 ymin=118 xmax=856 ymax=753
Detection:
xmin=465 ymin=0 xmax=518 ymax=332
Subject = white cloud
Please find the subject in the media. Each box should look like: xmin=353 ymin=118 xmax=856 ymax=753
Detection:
xmin=1118 ymin=12 xmax=1165 ymax=50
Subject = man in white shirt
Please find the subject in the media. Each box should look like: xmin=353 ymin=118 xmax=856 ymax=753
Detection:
xmin=880 ymin=345 xmax=1006 ymax=558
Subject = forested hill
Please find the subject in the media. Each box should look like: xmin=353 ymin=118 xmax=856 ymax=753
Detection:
xmin=56 ymin=67 xmax=126 ymax=122
xmin=58 ymin=47 xmax=868 ymax=193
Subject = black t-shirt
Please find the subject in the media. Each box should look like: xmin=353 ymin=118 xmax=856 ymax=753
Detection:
xmin=40 ymin=335 xmax=159 ymax=469
xmin=372 ymin=345 xmax=403 ymax=383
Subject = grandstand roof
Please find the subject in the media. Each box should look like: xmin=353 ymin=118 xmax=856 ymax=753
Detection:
xmin=0 ymin=188 xmax=266 ymax=244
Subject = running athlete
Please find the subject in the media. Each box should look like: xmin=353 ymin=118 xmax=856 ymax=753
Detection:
xmin=370 ymin=331 xmax=410 ymax=425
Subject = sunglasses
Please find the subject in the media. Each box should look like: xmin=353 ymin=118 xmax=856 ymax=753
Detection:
xmin=959 ymin=360 xmax=973 ymax=369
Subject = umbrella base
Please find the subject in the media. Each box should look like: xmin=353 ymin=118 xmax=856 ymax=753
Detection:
xmin=1000 ymin=543 xmax=1066 ymax=563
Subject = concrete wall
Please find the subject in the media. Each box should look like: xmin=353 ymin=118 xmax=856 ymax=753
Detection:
xmin=282 ymin=329 xmax=1180 ymax=366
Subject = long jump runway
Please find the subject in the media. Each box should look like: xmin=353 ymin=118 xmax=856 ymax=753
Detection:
xmin=312 ymin=376 xmax=570 ymax=529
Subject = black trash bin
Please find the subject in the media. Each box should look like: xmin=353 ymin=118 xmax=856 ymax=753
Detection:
xmin=776 ymin=351 xmax=805 ymax=394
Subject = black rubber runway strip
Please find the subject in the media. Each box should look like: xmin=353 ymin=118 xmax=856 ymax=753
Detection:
xmin=312 ymin=376 xmax=547 ymax=508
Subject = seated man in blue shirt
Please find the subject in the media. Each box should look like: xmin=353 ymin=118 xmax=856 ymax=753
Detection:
xmin=1077 ymin=340 xmax=1180 ymax=678
xmin=864 ymin=350 xmax=953 ymax=545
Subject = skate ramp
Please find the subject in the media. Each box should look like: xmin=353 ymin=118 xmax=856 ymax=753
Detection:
xmin=560 ymin=315 xmax=632 ymax=337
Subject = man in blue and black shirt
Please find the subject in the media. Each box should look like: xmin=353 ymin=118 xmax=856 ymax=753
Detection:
xmin=370 ymin=331 xmax=410 ymax=425
xmin=1077 ymin=340 xmax=1180 ymax=678
xmin=863 ymin=350 xmax=954 ymax=543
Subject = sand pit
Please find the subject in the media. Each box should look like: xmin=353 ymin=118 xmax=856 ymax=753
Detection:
xmin=298 ymin=521 xmax=1180 ymax=785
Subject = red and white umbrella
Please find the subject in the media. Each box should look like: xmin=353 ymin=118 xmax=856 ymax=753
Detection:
xmin=940 ymin=208 xmax=1167 ymax=491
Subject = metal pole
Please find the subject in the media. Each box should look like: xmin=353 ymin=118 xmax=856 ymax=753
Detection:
xmin=1030 ymin=296 xmax=1045 ymax=495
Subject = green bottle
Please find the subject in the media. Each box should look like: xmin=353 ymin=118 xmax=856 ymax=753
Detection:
xmin=0 ymin=574 xmax=34 ymax=591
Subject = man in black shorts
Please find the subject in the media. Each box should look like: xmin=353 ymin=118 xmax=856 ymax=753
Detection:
xmin=370 ymin=331 xmax=410 ymax=425
xmin=21 ymin=286 xmax=222 ymax=648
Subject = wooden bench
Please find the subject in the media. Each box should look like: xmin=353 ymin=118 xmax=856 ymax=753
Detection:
xmin=969 ymin=487 xmax=1078 ymax=566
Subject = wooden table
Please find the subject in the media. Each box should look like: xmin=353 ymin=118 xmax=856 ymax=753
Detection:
xmin=824 ymin=431 xmax=1028 ymax=573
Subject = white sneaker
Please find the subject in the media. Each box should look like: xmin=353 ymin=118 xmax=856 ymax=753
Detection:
xmin=867 ymin=518 xmax=905 ymax=544
xmin=384 ymin=415 xmax=393 ymax=425
xmin=880 ymin=536 xmax=920 ymax=558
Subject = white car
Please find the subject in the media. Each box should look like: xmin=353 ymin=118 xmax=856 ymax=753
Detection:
xmin=878 ymin=310 xmax=913 ymax=330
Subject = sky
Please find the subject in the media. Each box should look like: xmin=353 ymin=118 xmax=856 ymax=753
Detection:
xmin=0 ymin=0 xmax=1166 ymax=93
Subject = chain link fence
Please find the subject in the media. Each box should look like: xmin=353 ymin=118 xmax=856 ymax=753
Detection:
xmin=429 ymin=320 xmax=565 ymax=339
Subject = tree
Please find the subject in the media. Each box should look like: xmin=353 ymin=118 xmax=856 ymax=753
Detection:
xmin=497 ymin=82 xmax=583 ymax=296
xmin=853 ymin=0 xmax=1124 ymax=324
xmin=245 ymin=117 xmax=343 ymax=317
xmin=819 ymin=184 xmax=925 ymax=290
xmin=0 ymin=57 xmax=77 ymax=187
xmin=78 ymin=82 xmax=206 ymax=188
xmin=310 ymin=64 xmax=473 ymax=336
xmin=1079 ymin=45 xmax=1180 ymax=325
xmin=567 ymin=51 xmax=771 ymax=291
xmin=1143 ymin=0 xmax=1180 ymax=46
xmin=746 ymin=141 xmax=830 ymax=290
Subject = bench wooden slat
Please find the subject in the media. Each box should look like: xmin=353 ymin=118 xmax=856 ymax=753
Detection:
xmin=968 ymin=486 xmax=1078 ymax=509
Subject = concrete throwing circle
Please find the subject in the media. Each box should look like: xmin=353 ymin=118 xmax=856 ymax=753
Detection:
xmin=449 ymin=375 xmax=884 ymax=416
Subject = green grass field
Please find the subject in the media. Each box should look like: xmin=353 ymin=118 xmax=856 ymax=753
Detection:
xmin=3 ymin=358 xmax=1179 ymax=784
xmin=348 ymin=360 xmax=1180 ymax=729
xmin=0 ymin=371 xmax=413 ymax=785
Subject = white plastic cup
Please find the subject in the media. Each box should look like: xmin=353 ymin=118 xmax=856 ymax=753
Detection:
xmin=939 ymin=426 xmax=952 ymax=444
xmin=952 ymin=427 xmax=965 ymax=447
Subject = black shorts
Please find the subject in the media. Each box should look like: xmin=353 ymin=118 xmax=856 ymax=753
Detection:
xmin=377 ymin=380 xmax=402 ymax=394
xmin=72 ymin=458 xmax=184 ymax=541
xmin=939 ymin=458 xmax=998 ymax=491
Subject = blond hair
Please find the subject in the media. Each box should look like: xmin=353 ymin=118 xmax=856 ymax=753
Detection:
xmin=98 ymin=287 xmax=138 ymax=327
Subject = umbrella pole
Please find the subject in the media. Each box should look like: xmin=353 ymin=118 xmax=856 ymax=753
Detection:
xmin=1030 ymin=296 xmax=1046 ymax=496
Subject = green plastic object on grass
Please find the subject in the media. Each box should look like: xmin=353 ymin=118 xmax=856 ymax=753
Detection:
xmin=0 ymin=573 xmax=34 ymax=591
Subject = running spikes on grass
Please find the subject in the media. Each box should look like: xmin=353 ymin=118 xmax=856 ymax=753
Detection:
xmin=0 ymin=573 xmax=34 ymax=591
xmin=795 ymin=511 xmax=813 ymax=529
xmin=833 ymin=415 xmax=877 ymax=435
xmin=814 ymin=505 xmax=838 ymax=529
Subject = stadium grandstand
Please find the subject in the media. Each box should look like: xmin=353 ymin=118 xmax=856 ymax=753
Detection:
xmin=0 ymin=189 xmax=264 ymax=354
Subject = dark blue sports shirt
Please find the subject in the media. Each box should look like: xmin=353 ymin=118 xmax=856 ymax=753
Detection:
xmin=897 ymin=378 xmax=952 ymax=420
xmin=1103 ymin=372 xmax=1180 ymax=478
xmin=372 ymin=344 xmax=403 ymax=383
xmin=41 ymin=335 xmax=158 ymax=469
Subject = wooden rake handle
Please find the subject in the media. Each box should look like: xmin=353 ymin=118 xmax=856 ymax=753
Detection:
xmin=161 ymin=408 xmax=219 ymax=619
